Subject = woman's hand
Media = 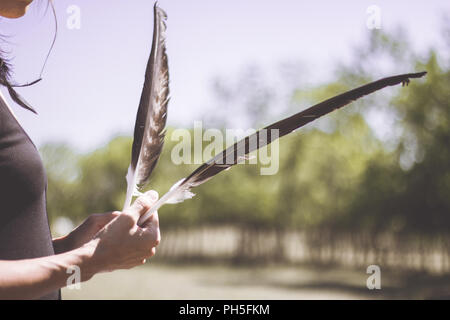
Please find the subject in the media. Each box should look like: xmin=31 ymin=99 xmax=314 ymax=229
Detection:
xmin=0 ymin=191 xmax=161 ymax=299
xmin=53 ymin=212 xmax=119 ymax=254
xmin=80 ymin=190 xmax=161 ymax=278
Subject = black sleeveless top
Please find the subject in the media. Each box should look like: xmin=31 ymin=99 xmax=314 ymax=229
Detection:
xmin=0 ymin=92 xmax=60 ymax=300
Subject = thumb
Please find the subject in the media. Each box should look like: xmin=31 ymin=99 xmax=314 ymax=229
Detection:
xmin=124 ymin=190 xmax=159 ymax=223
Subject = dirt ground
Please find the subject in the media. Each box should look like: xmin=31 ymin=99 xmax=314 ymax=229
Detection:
xmin=62 ymin=263 xmax=450 ymax=300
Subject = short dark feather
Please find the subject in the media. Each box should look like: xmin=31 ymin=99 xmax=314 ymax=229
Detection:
xmin=130 ymin=4 xmax=169 ymax=188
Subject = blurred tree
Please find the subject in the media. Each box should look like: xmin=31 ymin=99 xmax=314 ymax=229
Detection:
xmin=40 ymin=25 xmax=449 ymax=267
xmin=40 ymin=143 xmax=80 ymax=224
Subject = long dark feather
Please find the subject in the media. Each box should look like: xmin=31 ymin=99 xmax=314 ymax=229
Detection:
xmin=123 ymin=3 xmax=170 ymax=210
xmin=138 ymin=71 xmax=426 ymax=225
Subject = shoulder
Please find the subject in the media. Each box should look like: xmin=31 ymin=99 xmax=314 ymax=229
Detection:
xmin=0 ymin=89 xmax=18 ymax=122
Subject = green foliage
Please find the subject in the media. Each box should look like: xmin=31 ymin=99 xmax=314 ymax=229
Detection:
xmin=41 ymin=28 xmax=450 ymax=238
xmin=344 ymin=51 xmax=450 ymax=235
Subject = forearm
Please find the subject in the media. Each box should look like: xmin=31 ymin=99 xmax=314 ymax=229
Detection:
xmin=0 ymin=244 xmax=96 ymax=299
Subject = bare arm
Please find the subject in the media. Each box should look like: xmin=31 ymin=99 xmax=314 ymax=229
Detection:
xmin=0 ymin=244 xmax=94 ymax=299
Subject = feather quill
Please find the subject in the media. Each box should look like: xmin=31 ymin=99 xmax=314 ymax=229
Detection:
xmin=123 ymin=3 xmax=170 ymax=210
xmin=137 ymin=71 xmax=426 ymax=225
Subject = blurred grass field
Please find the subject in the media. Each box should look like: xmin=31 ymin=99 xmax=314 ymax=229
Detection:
xmin=62 ymin=263 xmax=450 ymax=300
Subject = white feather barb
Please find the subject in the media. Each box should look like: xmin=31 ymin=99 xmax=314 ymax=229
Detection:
xmin=137 ymin=179 xmax=195 ymax=225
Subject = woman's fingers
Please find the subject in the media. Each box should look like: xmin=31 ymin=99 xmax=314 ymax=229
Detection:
xmin=89 ymin=190 xmax=161 ymax=272
xmin=123 ymin=190 xmax=161 ymax=247
xmin=140 ymin=209 xmax=159 ymax=228
xmin=123 ymin=190 xmax=159 ymax=223
xmin=89 ymin=211 xmax=120 ymax=230
xmin=141 ymin=211 xmax=161 ymax=246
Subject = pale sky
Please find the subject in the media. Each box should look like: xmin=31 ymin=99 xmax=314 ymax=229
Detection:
xmin=0 ymin=0 xmax=448 ymax=152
